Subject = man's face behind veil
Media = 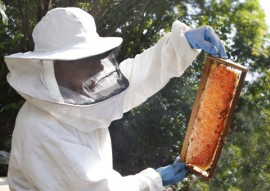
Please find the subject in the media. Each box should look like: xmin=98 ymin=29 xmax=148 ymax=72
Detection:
xmin=53 ymin=50 xmax=129 ymax=105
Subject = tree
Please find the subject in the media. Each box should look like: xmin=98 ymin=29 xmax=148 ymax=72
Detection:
xmin=110 ymin=1 xmax=270 ymax=190
xmin=0 ymin=0 xmax=7 ymax=24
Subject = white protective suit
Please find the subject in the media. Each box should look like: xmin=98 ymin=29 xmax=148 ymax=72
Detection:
xmin=5 ymin=20 xmax=199 ymax=191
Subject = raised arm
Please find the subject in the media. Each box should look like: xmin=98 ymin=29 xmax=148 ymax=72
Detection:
xmin=120 ymin=20 xmax=200 ymax=112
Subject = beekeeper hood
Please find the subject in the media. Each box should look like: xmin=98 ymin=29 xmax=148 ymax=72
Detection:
xmin=5 ymin=7 xmax=130 ymax=132
xmin=5 ymin=7 xmax=129 ymax=105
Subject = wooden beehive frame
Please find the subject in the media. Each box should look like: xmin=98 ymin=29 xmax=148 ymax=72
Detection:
xmin=180 ymin=55 xmax=248 ymax=179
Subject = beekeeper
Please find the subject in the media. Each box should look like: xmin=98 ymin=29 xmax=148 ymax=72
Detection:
xmin=5 ymin=7 xmax=227 ymax=191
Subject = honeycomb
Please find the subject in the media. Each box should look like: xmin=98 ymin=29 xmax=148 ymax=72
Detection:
xmin=186 ymin=63 xmax=239 ymax=170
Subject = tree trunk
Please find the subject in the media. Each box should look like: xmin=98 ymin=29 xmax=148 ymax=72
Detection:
xmin=17 ymin=0 xmax=30 ymax=51
xmin=37 ymin=0 xmax=52 ymax=21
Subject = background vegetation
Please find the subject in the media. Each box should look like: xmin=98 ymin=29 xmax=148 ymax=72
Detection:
xmin=0 ymin=0 xmax=269 ymax=190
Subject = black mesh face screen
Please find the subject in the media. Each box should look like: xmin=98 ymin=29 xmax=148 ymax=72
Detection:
xmin=56 ymin=52 xmax=129 ymax=105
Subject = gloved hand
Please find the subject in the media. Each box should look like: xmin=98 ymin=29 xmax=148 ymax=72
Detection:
xmin=156 ymin=157 xmax=188 ymax=186
xmin=185 ymin=26 xmax=228 ymax=59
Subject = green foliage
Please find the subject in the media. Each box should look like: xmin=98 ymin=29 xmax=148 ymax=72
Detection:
xmin=0 ymin=0 xmax=269 ymax=190
xmin=110 ymin=0 xmax=270 ymax=190
xmin=0 ymin=0 xmax=7 ymax=25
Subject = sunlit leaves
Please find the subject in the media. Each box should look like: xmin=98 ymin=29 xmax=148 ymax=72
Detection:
xmin=0 ymin=0 xmax=7 ymax=25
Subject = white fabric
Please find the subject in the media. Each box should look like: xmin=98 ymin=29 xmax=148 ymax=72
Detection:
xmin=5 ymin=8 xmax=122 ymax=60
xmin=6 ymin=20 xmax=200 ymax=191
xmin=121 ymin=20 xmax=200 ymax=112
xmin=6 ymin=59 xmax=63 ymax=103
xmin=41 ymin=60 xmax=64 ymax=102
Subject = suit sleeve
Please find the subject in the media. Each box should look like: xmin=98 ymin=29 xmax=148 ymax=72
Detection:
xmin=120 ymin=20 xmax=200 ymax=112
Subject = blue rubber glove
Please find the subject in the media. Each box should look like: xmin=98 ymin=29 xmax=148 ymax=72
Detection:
xmin=185 ymin=26 xmax=228 ymax=59
xmin=156 ymin=157 xmax=188 ymax=186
